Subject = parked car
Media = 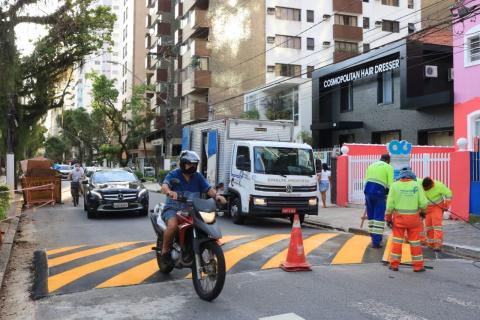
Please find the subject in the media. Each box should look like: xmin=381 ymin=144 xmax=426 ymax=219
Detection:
xmin=144 ymin=166 xmax=155 ymax=177
xmin=57 ymin=165 xmax=73 ymax=180
xmin=82 ymin=169 xmax=149 ymax=219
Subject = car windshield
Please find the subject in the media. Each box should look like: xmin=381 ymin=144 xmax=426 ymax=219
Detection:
xmin=59 ymin=165 xmax=72 ymax=170
xmin=253 ymin=147 xmax=315 ymax=176
xmin=92 ymin=171 xmax=138 ymax=183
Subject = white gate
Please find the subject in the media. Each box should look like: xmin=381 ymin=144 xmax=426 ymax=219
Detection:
xmin=348 ymin=153 xmax=451 ymax=204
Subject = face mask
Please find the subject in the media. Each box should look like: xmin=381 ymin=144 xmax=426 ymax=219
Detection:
xmin=182 ymin=165 xmax=197 ymax=175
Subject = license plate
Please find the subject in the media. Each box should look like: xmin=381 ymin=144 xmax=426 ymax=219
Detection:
xmin=282 ymin=208 xmax=297 ymax=214
xmin=113 ymin=202 xmax=129 ymax=208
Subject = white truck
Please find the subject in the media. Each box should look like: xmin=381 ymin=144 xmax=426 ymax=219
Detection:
xmin=184 ymin=118 xmax=318 ymax=224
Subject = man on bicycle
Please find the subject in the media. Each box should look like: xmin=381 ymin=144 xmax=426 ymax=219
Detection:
xmin=68 ymin=163 xmax=85 ymax=196
xmin=160 ymin=150 xmax=226 ymax=268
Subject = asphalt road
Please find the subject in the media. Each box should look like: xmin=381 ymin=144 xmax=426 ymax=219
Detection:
xmin=3 ymin=182 xmax=480 ymax=320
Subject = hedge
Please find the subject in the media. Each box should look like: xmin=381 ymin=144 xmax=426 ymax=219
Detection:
xmin=157 ymin=170 xmax=170 ymax=184
xmin=0 ymin=185 xmax=11 ymax=221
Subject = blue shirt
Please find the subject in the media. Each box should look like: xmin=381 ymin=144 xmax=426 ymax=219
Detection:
xmin=163 ymin=169 xmax=211 ymax=210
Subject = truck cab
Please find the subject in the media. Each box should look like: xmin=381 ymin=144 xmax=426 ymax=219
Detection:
xmin=228 ymin=141 xmax=318 ymax=224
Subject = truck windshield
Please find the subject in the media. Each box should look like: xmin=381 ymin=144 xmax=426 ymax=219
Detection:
xmin=253 ymin=147 xmax=315 ymax=176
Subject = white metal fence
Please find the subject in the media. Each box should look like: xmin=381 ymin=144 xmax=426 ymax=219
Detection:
xmin=348 ymin=153 xmax=451 ymax=204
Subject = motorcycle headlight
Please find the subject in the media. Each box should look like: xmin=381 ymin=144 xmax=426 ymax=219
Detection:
xmin=138 ymin=189 xmax=148 ymax=197
xmin=253 ymin=197 xmax=267 ymax=206
xmin=309 ymin=198 xmax=318 ymax=206
xmin=91 ymin=190 xmax=102 ymax=199
xmin=199 ymin=211 xmax=216 ymax=224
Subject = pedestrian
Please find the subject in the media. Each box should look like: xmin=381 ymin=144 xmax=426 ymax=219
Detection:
xmin=364 ymin=154 xmax=394 ymax=248
xmin=385 ymin=167 xmax=428 ymax=272
xmin=317 ymin=163 xmax=332 ymax=208
xmin=418 ymin=177 xmax=452 ymax=252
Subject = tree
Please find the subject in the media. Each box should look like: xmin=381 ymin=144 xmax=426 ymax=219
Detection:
xmin=240 ymin=109 xmax=260 ymax=120
xmin=262 ymin=96 xmax=293 ymax=121
xmin=0 ymin=0 xmax=115 ymax=166
xmin=44 ymin=136 xmax=69 ymax=162
xmin=297 ymin=130 xmax=313 ymax=145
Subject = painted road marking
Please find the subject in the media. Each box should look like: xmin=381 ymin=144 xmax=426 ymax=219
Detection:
xmin=261 ymin=233 xmax=338 ymax=269
xmin=46 ymin=245 xmax=85 ymax=256
xmin=48 ymin=244 xmax=153 ymax=293
xmin=96 ymin=235 xmax=247 ymax=288
xmin=331 ymin=235 xmax=371 ymax=265
xmin=259 ymin=313 xmax=305 ymax=320
xmin=48 ymin=242 xmax=139 ymax=267
xmin=382 ymin=235 xmax=412 ymax=263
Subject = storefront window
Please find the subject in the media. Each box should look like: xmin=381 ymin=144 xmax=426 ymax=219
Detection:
xmin=377 ymin=71 xmax=393 ymax=105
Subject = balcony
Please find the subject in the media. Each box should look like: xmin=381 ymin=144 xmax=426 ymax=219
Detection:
xmin=174 ymin=83 xmax=182 ymax=97
xmin=333 ymin=24 xmax=363 ymax=42
xmin=175 ymin=1 xmax=183 ymax=19
xmin=333 ymin=50 xmax=359 ymax=63
xmin=175 ymin=29 xmax=183 ymax=45
xmin=145 ymin=55 xmax=156 ymax=70
xmin=191 ymin=39 xmax=210 ymax=57
xmin=155 ymin=115 xmax=166 ymax=130
xmin=157 ymin=0 xmax=171 ymax=13
xmin=182 ymin=9 xmax=208 ymax=42
xmin=332 ymin=0 xmax=362 ymax=14
xmin=156 ymin=68 xmax=168 ymax=82
xmin=183 ymin=101 xmax=208 ymax=124
xmin=182 ymin=69 xmax=211 ymax=96
xmin=183 ymin=0 xmax=209 ymax=14
xmin=156 ymin=22 xmax=171 ymax=36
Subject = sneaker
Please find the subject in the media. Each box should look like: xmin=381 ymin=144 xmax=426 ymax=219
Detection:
xmin=371 ymin=244 xmax=383 ymax=249
xmin=433 ymin=248 xmax=442 ymax=253
xmin=159 ymin=252 xmax=173 ymax=269
xmin=413 ymin=268 xmax=426 ymax=273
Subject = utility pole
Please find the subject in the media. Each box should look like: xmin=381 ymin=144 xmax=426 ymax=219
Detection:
xmin=6 ymin=93 xmax=17 ymax=191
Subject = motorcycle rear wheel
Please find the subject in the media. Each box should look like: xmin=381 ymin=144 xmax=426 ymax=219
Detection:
xmin=156 ymin=236 xmax=174 ymax=274
xmin=192 ymin=241 xmax=226 ymax=301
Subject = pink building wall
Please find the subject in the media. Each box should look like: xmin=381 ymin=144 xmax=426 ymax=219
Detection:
xmin=453 ymin=0 xmax=480 ymax=147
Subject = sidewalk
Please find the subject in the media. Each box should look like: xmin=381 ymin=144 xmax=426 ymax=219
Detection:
xmin=143 ymin=182 xmax=480 ymax=260
xmin=305 ymin=206 xmax=480 ymax=260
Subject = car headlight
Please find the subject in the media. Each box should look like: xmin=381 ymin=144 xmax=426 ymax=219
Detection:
xmin=199 ymin=211 xmax=216 ymax=224
xmin=309 ymin=198 xmax=318 ymax=206
xmin=253 ymin=197 xmax=267 ymax=206
xmin=138 ymin=189 xmax=148 ymax=197
xmin=91 ymin=190 xmax=102 ymax=199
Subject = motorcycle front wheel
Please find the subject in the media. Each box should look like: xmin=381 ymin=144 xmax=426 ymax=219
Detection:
xmin=192 ymin=241 xmax=226 ymax=301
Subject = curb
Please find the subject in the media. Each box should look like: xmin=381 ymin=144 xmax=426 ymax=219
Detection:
xmin=0 ymin=197 xmax=22 ymax=289
xmin=442 ymin=243 xmax=480 ymax=260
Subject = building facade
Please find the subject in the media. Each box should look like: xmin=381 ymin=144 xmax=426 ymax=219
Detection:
xmin=452 ymin=0 xmax=480 ymax=149
xmin=244 ymin=0 xmax=422 ymax=142
xmin=311 ymin=39 xmax=454 ymax=148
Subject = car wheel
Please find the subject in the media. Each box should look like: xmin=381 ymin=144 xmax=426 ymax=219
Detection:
xmin=83 ymin=198 xmax=87 ymax=211
xmin=230 ymin=197 xmax=245 ymax=225
xmin=87 ymin=201 xmax=97 ymax=219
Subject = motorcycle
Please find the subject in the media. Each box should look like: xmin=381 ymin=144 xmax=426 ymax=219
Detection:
xmin=148 ymin=180 xmax=226 ymax=301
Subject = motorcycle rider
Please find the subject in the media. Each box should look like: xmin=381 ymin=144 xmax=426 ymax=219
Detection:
xmin=160 ymin=150 xmax=226 ymax=268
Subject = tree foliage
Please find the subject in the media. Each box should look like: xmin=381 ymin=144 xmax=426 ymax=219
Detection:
xmin=262 ymin=96 xmax=293 ymax=121
xmin=0 ymin=0 xmax=115 ymax=163
xmin=44 ymin=136 xmax=69 ymax=162
xmin=240 ymin=108 xmax=260 ymax=120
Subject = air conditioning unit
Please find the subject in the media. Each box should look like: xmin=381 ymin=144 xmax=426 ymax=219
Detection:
xmin=323 ymin=14 xmax=331 ymax=19
xmin=267 ymin=7 xmax=275 ymax=15
xmin=267 ymin=36 xmax=275 ymax=44
xmin=448 ymin=68 xmax=454 ymax=81
xmin=375 ymin=21 xmax=383 ymax=27
xmin=323 ymin=41 xmax=331 ymax=47
xmin=425 ymin=65 xmax=438 ymax=78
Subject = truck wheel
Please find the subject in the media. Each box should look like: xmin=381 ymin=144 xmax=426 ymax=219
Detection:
xmin=289 ymin=214 xmax=305 ymax=225
xmin=230 ymin=197 xmax=245 ymax=225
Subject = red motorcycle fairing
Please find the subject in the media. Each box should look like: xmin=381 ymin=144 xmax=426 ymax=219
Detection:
xmin=177 ymin=212 xmax=193 ymax=246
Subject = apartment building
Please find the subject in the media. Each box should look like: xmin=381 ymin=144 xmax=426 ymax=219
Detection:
xmin=244 ymin=0 xmax=422 ymax=142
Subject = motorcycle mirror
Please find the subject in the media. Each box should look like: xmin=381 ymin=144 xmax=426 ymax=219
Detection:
xmin=171 ymin=178 xmax=181 ymax=186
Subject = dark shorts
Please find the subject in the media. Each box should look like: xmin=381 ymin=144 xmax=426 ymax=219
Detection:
xmin=161 ymin=208 xmax=178 ymax=222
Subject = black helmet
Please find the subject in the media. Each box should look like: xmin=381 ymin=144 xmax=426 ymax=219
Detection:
xmin=179 ymin=150 xmax=200 ymax=174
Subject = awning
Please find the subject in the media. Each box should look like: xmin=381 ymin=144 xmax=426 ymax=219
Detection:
xmin=311 ymin=121 xmax=364 ymax=131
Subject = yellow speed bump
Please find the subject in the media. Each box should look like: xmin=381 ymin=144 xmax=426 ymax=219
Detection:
xmin=261 ymin=233 xmax=338 ymax=269
xmin=331 ymin=235 xmax=371 ymax=265
xmin=46 ymin=245 xmax=86 ymax=256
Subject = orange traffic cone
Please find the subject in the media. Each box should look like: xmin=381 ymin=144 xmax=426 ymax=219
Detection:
xmin=280 ymin=213 xmax=312 ymax=272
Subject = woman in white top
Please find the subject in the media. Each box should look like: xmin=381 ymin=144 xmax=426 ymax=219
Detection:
xmin=317 ymin=163 xmax=332 ymax=208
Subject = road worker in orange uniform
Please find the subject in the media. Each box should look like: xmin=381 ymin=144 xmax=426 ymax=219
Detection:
xmin=385 ymin=168 xmax=428 ymax=272
xmin=419 ymin=177 xmax=452 ymax=252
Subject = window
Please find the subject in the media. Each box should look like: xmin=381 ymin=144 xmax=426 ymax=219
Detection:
xmin=382 ymin=0 xmax=399 ymax=6
xmin=340 ymin=82 xmax=353 ymax=112
xmin=267 ymin=7 xmax=275 ymax=15
xmin=363 ymin=0 xmax=369 ymax=2
xmin=267 ymin=65 xmax=275 ymax=73
xmin=307 ymin=66 xmax=314 ymax=78
xmin=267 ymin=36 xmax=275 ymax=44
xmin=363 ymin=17 xmax=370 ymax=29
xmin=334 ymin=14 xmax=358 ymax=26
xmin=275 ymin=35 xmax=301 ymax=49
xmin=306 ymin=10 xmax=314 ymax=23
xmin=467 ymin=33 xmax=480 ymax=64
xmin=335 ymin=41 xmax=358 ymax=53
xmin=236 ymin=146 xmax=250 ymax=170
xmin=307 ymin=38 xmax=315 ymax=50
xmin=339 ymin=134 xmax=355 ymax=145
xmin=372 ymin=130 xmax=401 ymax=144
xmin=382 ymin=20 xmax=400 ymax=33
xmin=275 ymin=7 xmax=301 ymax=21
xmin=275 ymin=64 xmax=301 ymax=77
xmin=197 ymin=57 xmax=209 ymax=70
xmin=408 ymin=23 xmax=415 ymax=34
xmin=363 ymin=43 xmax=370 ymax=53
xmin=408 ymin=0 xmax=414 ymax=9
xmin=246 ymin=94 xmax=258 ymax=111
xmin=377 ymin=71 xmax=394 ymax=105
